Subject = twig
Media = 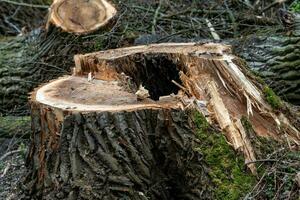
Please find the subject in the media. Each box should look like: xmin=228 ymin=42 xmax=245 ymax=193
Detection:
xmin=243 ymin=170 xmax=267 ymax=199
xmin=205 ymin=18 xmax=220 ymax=40
xmin=4 ymin=17 xmax=21 ymax=33
xmin=224 ymin=0 xmax=238 ymax=37
xmin=245 ymin=159 xmax=278 ymax=165
xmin=0 ymin=162 xmax=11 ymax=178
xmin=262 ymin=0 xmax=288 ymax=13
xmin=0 ymin=149 xmax=22 ymax=161
xmin=171 ymin=80 xmax=188 ymax=94
xmin=242 ymin=0 xmax=254 ymax=9
xmin=0 ymin=0 xmax=49 ymax=8
xmin=152 ymin=0 xmax=162 ymax=34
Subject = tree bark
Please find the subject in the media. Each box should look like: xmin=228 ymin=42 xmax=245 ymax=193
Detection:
xmin=24 ymin=102 xmax=212 ymax=199
xmin=236 ymin=35 xmax=300 ymax=105
xmin=0 ymin=30 xmax=71 ymax=115
xmin=235 ymin=14 xmax=300 ymax=105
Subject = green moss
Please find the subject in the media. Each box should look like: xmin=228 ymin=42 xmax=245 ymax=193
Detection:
xmin=290 ymin=0 xmax=300 ymax=13
xmin=18 ymin=142 xmax=27 ymax=159
xmin=193 ymin=112 xmax=256 ymax=200
xmin=263 ymin=86 xmax=283 ymax=109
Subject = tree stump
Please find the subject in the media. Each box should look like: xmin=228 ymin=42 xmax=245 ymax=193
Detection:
xmin=24 ymin=43 xmax=300 ymax=199
xmin=48 ymin=0 xmax=117 ymax=34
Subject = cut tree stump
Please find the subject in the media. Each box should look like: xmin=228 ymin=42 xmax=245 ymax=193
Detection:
xmin=47 ymin=0 xmax=117 ymax=34
xmin=24 ymin=43 xmax=300 ymax=199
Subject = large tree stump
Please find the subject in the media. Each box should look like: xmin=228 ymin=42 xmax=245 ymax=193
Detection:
xmin=24 ymin=43 xmax=299 ymax=199
xmin=74 ymin=43 xmax=300 ymax=172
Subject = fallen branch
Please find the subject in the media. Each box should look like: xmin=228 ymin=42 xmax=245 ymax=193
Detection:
xmin=0 ymin=0 xmax=49 ymax=8
xmin=152 ymin=0 xmax=162 ymax=34
xmin=0 ymin=149 xmax=22 ymax=161
xmin=262 ymin=0 xmax=288 ymax=13
xmin=245 ymin=159 xmax=278 ymax=165
xmin=205 ymin=19 xmax=220 ymax=40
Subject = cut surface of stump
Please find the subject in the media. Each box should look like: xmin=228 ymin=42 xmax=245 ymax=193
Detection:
xmin=35 ymin=76 xmax=180 ymax=111
xmin=25 ymin=43 xmax=300 ymax=199
xmin=48 ymin=0 xmax=117 ymax=34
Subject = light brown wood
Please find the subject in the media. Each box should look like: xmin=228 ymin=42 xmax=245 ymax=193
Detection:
xmin=33 ymin=76 xmax=180 ymax=112
xmin=48 ymin=0 xmax=117 ymax=34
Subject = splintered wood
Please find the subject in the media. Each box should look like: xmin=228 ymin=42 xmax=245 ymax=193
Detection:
xmin=47 ymin=0 xmax=117 ymax=34
xmin=74 ymin=43 xmax=300 ymax=174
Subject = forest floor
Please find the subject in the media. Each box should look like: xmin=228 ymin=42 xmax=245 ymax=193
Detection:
xmin=0 ymin=139 xmax=27 ymax=199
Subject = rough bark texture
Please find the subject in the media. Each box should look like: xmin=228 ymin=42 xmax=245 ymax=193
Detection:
xmin=235 ymin=14 xmax=300 ymax=105
xmin=236 ymin=35 xmax=300 ymax=105
xmin=24 ymin=103 xmax=212 ymax=199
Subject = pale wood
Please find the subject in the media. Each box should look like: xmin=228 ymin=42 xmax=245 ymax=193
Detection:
xmin=47 ymin=0 xmax=117 ymax=34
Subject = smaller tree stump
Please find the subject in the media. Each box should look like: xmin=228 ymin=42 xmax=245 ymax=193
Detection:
xmin=48 ymin=0 xmax=117 ymax=34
